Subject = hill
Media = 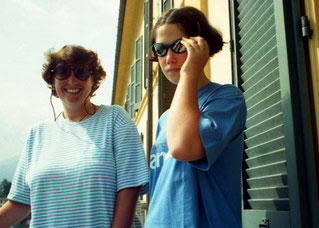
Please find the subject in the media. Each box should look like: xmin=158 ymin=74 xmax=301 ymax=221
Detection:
xmin=0 ymin=156 xmax=19 ymax=182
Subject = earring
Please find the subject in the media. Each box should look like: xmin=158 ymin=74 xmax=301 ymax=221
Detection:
xmin=51 ymin=86 xmax=59 ymax=98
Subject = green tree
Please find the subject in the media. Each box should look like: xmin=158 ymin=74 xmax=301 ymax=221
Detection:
xmin=0 ymin=179 xmax=12 ymax=197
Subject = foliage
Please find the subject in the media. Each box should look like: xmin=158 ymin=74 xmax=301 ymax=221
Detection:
xmin=0 ymin=178 xmax=12 ymax=197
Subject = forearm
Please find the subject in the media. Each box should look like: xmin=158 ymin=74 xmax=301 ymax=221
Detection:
xmin=167 ymin=76 xmax=205 ymax=161
xmin=0 ymin=200 xmax=30 ymax=228
xmin=112 ymin=186 xmax=141 ymax=228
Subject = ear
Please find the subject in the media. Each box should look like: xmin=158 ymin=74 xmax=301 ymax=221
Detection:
xmin=90 ymin=85 xmax=98 ymax=96
xmin=51 ymin=86 xmax=59 ymax=98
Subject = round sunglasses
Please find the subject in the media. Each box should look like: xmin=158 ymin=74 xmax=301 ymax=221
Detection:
xmin=152 ymin=38 xmax=187 ymax=57
xmin=51 ymin=65 xmax=93 ymax=81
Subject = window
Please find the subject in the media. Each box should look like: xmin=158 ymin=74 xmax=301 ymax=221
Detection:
xmin=125 ymin=36 xmax=142 ymax=118
xmin=162 ymin=0 xmax=172 ymax=12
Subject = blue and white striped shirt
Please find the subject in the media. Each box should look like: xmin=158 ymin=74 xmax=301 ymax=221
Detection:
xmin=8 ymin=105 xmax=149 ymax=227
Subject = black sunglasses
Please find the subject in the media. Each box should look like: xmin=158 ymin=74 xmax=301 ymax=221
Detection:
xmin=51 ymin=65 xmax=93 ymax=81
xmin=152 ymin=38 xmax=187 ymax=57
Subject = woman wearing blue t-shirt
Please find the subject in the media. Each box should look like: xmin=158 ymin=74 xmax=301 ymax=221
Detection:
xmin=144 ymin=7 xmax=246 ymax=228
xmin=0 ymin=45 xmax=149 ymax=227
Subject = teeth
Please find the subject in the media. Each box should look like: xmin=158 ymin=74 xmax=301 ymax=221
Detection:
xmin=66 ymin=89 xmax=80 ymax=93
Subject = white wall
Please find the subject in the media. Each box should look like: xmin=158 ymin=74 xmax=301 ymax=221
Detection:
xmin=208 ymin=0 xmax=233 ymax=85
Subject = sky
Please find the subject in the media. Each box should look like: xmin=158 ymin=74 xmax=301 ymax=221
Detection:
xmin=0 ymin=0 xmax=121 ymax=179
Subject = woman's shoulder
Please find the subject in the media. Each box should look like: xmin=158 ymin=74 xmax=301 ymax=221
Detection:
xmin=29 ymin=118 xmax=54 ymax=130
xmin=99 ymin=104 xmax=128 ymax=117
xmin=21 ymin=118 xmax=55 ymax=141
xmin=99 ymin=104 xmax=132 ymax=123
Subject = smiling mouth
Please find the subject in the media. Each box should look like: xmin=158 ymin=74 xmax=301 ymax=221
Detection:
xmin=65 ymin=88 xmax=81 ymax=94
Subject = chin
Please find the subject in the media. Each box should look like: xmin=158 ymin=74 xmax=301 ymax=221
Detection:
xmin=165 ymin=75 xmax=179 ymax=85
xmin=170 ymin=77 xmax=180 ymax=85
xmin=172 ymin=80 xmax=179 ymax=85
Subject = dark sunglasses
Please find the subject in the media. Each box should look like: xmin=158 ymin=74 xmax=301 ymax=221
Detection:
xmin=51 ymin=65 xmax=93 ymax=81
xmin=152 ymin=38 xmax=187 ymax=57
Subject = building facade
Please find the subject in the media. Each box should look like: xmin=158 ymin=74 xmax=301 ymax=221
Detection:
xmin=112 ymin=0 xmax=319 ymax=227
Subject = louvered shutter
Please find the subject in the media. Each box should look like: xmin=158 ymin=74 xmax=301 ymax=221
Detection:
xmin=144 ymin=0 xmax=150 ymax=89
xmin=130 ymin=65 xmax=135 ymax=118
xmin=158 ymin=0 xmax=175 ymax=117
xmin=134 ymin=37 xmax=142 ymax=110
xmin=230 ymin=0 xmax=309 ymax=227
xmin=162 ymin=0 xmax=172 ymax=12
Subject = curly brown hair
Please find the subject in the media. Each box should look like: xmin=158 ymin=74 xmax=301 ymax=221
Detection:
xmin=42 ymin=45 xmax=106 ymax=97
xmin=150 ymin=6 xmax=224 ymax=61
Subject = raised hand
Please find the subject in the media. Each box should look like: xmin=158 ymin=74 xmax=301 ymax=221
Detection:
xmin=180 ymin=36 xmax=210 ymax=81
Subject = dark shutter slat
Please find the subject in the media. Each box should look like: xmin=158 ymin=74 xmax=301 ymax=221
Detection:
xmin=240 ymin=17 xmax=275 ymax=55
xmin=246 ymin=161 xmax=287 ymax=178
xmin=247 ymin=174 xmax=288 ymax=188
xmin=245 ymin=125 xmax=284 ymax=148
xmin=246 ymin=149 xmax=286 ymax=167
xmin=240 ymin=25 xmax=276 ymax=63
xmin=248 ymin=198 xmax=289 ymax=211
xmin=247 ymin=90 xmax=281 ymax=116
xmin=248 ymin=186 xmax=289 ymax=199
xmin=239 ymin=1 xmax=272 ymax=37
xmin=244 ymin=112 xmax=282 ymax=137
xmin=241 ymin=36 xmax=277 ymax=73
xmin=245 ymin=79 xmax=280 ymax=108
xmin=246 ymin=101 xmax=281 ymax=128
xmin=241 ymin=47 xmax=278 ymax=81
xmin=239 ymin=3 xmax=274 ymax=45
xmin=243 ymin=68 xmax=279 ymax=99
xmin=246 ymin=136 xmax=285 ymax=158
xmin=242 ymin=58 xmax=278 ymax=89
xmin=238 ymin=0 xmax=256 ymax=20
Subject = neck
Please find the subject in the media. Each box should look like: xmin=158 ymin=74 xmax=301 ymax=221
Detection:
xmin=197 ymin=72 xmax=211 ymax=90
xmin=62 ymin=101 xmax=96 ymax=122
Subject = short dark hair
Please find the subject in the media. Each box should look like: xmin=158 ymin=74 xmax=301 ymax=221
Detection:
xmin=42 ymin=45 xmax=106 ymax=97
xmin=150 ymin=6 xmax=224 ymax=61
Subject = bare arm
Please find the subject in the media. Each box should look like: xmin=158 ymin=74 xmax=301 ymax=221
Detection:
xmin=167 ymin=36 xmax=210 ymax=161
xmin=112 ymin=186 xmax=141 ymax=228
xmin=0 ymin=200 xmax=30 ymax=228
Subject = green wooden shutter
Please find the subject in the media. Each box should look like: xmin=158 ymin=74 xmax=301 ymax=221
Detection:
xmin=134 ymin=37 xmax=142 ymax=110
xmin=230 ymin=0 xmax=312 ymax=227
xmin=125 ymin=87 xmax=130 ymax=116
xmin=162 ymin=0 xmax=172 ymax=12
xmin=158 ymin=0 xmax=175 ymax=117
xmin=158 ymin=69 xmax=176 ymax=117
xmin=135 ymin=58 xmax=142 ymax=109
xmin=144 ymin=0 xmax=150 ymax=89
xmin=130 ymin=64 xmax=135 ymax=118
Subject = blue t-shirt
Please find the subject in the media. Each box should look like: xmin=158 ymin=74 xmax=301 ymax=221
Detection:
xmin=8 ymin=105 xmax=149 ymax=227
xmin=144 ymin=83 xmax=247 ymax=228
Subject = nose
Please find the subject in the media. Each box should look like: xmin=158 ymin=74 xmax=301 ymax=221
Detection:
xmin=165 ymin=49 xmax=177 ymax=64
xmin=67 ymin=71 xmax=78 ymax=83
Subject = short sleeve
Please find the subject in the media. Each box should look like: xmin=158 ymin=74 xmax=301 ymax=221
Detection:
xmin=190 ymin=85 xmax=247 ymax=171
xmin=113 ymin=106 xmax=149 ymax=195
xmin=7 ymin=129 xmax=34 ymax=205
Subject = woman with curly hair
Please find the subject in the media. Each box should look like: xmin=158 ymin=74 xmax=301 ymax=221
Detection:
xmin=0 ymin=45 xmax=148 ymax=227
